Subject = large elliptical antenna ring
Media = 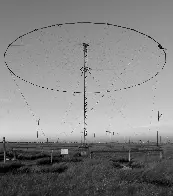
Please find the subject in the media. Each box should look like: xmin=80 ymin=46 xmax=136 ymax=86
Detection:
xmin=4 ymin=22 xmax=167 ymax=144
xmin=4 ymin=22 xmax=167 ymax=94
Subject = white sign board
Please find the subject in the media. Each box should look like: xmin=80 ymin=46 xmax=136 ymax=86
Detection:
xmin=61 ymin=149 xmax=68 ymax=155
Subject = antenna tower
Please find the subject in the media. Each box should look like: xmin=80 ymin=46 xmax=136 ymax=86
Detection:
xmin=83 ymin=43 xmax=89 ymax=145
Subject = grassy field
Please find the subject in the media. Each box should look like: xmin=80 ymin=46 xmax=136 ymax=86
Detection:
xmin=0 ymin=142 xmax=173 ymax=196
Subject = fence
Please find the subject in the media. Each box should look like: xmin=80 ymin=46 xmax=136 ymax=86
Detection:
xmin=1 ymin=140 xmax=164 ymax=164
xmin=7 ymin=145 xmax=89 ymax=162
xmin=90 ymin=149 xmax=164 ymax=162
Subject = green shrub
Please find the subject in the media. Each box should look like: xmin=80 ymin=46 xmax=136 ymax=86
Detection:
xmin=16 ymin=153 xmax=49 ymax=160
xmin=29 ymin=163 xmax=68 ymax=174
xmin=30 ymin=165 xmax=43 ymax=173
xmin=116 ymin=169 xmax=144 ymax=184
xmin=129 ymin=161 xmax=145 ymax=169
xmin=142 ymin=169 xmax=173 ymax=187
xmin=50 ymin=163 xmax=68 ymax=173
xmin=112 ymin=162 xmax=123 ymax=169
xmin=111 ymin=157 xmax=129 ymax=163
xmin=118 ymin=158 xmax=130 ymax=163
xmin=73 ymin=152 xmax=81 ymax=157
xmin=6 ymin=151 xmax=14 ymax=159
xmin=69 ymin=157 xmax=83 ymax=162
xmin=36 ymin=157 xmax=52 ymax=165
xmin=84 ymin=158 xmax=103 ymax=166
xmin=141 ymin=160 xmax=173 ymax=187
xmin=0 ymin=162 xmax=24 ymax=173
xmin=17 ymin=166 xmax=31 ymax=174
xmin=35 ymin=156 xmax=73 ymax=165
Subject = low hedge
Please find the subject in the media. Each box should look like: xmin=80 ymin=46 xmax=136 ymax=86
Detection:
xmin=16 ymin=153 xmax=49 ymax=160
xmin=36 ymin=156 xmax=83 ymax=165
xmin=17 ymin=163 xmax=68 ymax=174
xmin=0 ymin=162 xmax=24 ymax=173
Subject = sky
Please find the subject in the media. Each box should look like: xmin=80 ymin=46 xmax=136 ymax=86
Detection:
xmin=0 ymin=0 xmax=173 ymax=143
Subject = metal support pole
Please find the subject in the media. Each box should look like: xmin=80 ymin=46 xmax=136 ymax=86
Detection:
xmin=157 ymin=111 xmax=162 ymax=146
xmin=3 ymin=137 xmax=6 ymax=163
xmin=83 ymin=43 xmax=89 ymax=145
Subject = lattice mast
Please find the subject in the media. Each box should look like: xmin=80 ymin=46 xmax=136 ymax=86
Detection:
xmin=83 ymin=43 xmax=89 ymax=144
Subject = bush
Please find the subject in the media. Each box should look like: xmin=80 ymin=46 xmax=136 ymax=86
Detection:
xmin=73 ymin=152 xmax=81 ymax=157
xmin=83 ymin=158 xmax=104 ymax=167
xmin=30 ymin=165 xmax=43 ymax=173
xmin=111 ymin=157 xmax=130 ymax=163
xmin=16 ymin=153 xmax=49 ymax=160
xmin=0 ymin=162 xmax=24 ymax=173
xmin=50 ymin=163 xmax=68 ymax=173
xmin=117 ymin=158 xmax=130 ymax=163
xmin=142 ymin=169 xmax=173 ymax=187
xmin=112 ymin=162 xmax=123 ymax=169
xmin=30 ymin=163 xmax=68 ymax=174
xmin=69 ymin=157 xmax=83 ymax=162
xmin=36 ymin=157 xmax=53 ymax=165
xmin=16 ymin=166 xmax=31 ymax=174
xmin=129 ymin=161 xmax=145 ymax=169
xmin=116 ymin=169 xmax=144 ymax=184
xmin=35 ymin=157 xmax=71 ymax=165
xmin=141 ymin=160 xmax=173 ymax=187
xmin=6 ymin=151 xmax=14 ymax=159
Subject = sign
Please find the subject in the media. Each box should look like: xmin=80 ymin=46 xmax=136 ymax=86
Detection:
xmin=61 ymin=149 xmax=68 ymax=155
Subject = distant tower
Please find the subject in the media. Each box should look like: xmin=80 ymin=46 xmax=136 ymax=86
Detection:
xmin=129 ymin=138 xmax=131 ymax=144
xmin=157 ymin=131 xmax=159 ymax=146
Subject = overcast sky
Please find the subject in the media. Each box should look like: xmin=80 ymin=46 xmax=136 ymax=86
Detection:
xmin=0 ymin=0 xmax=172 ymax=143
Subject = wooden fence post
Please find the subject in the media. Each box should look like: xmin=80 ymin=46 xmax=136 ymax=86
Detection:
xmin=3 ymin=137 xmax=6 ymax=163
